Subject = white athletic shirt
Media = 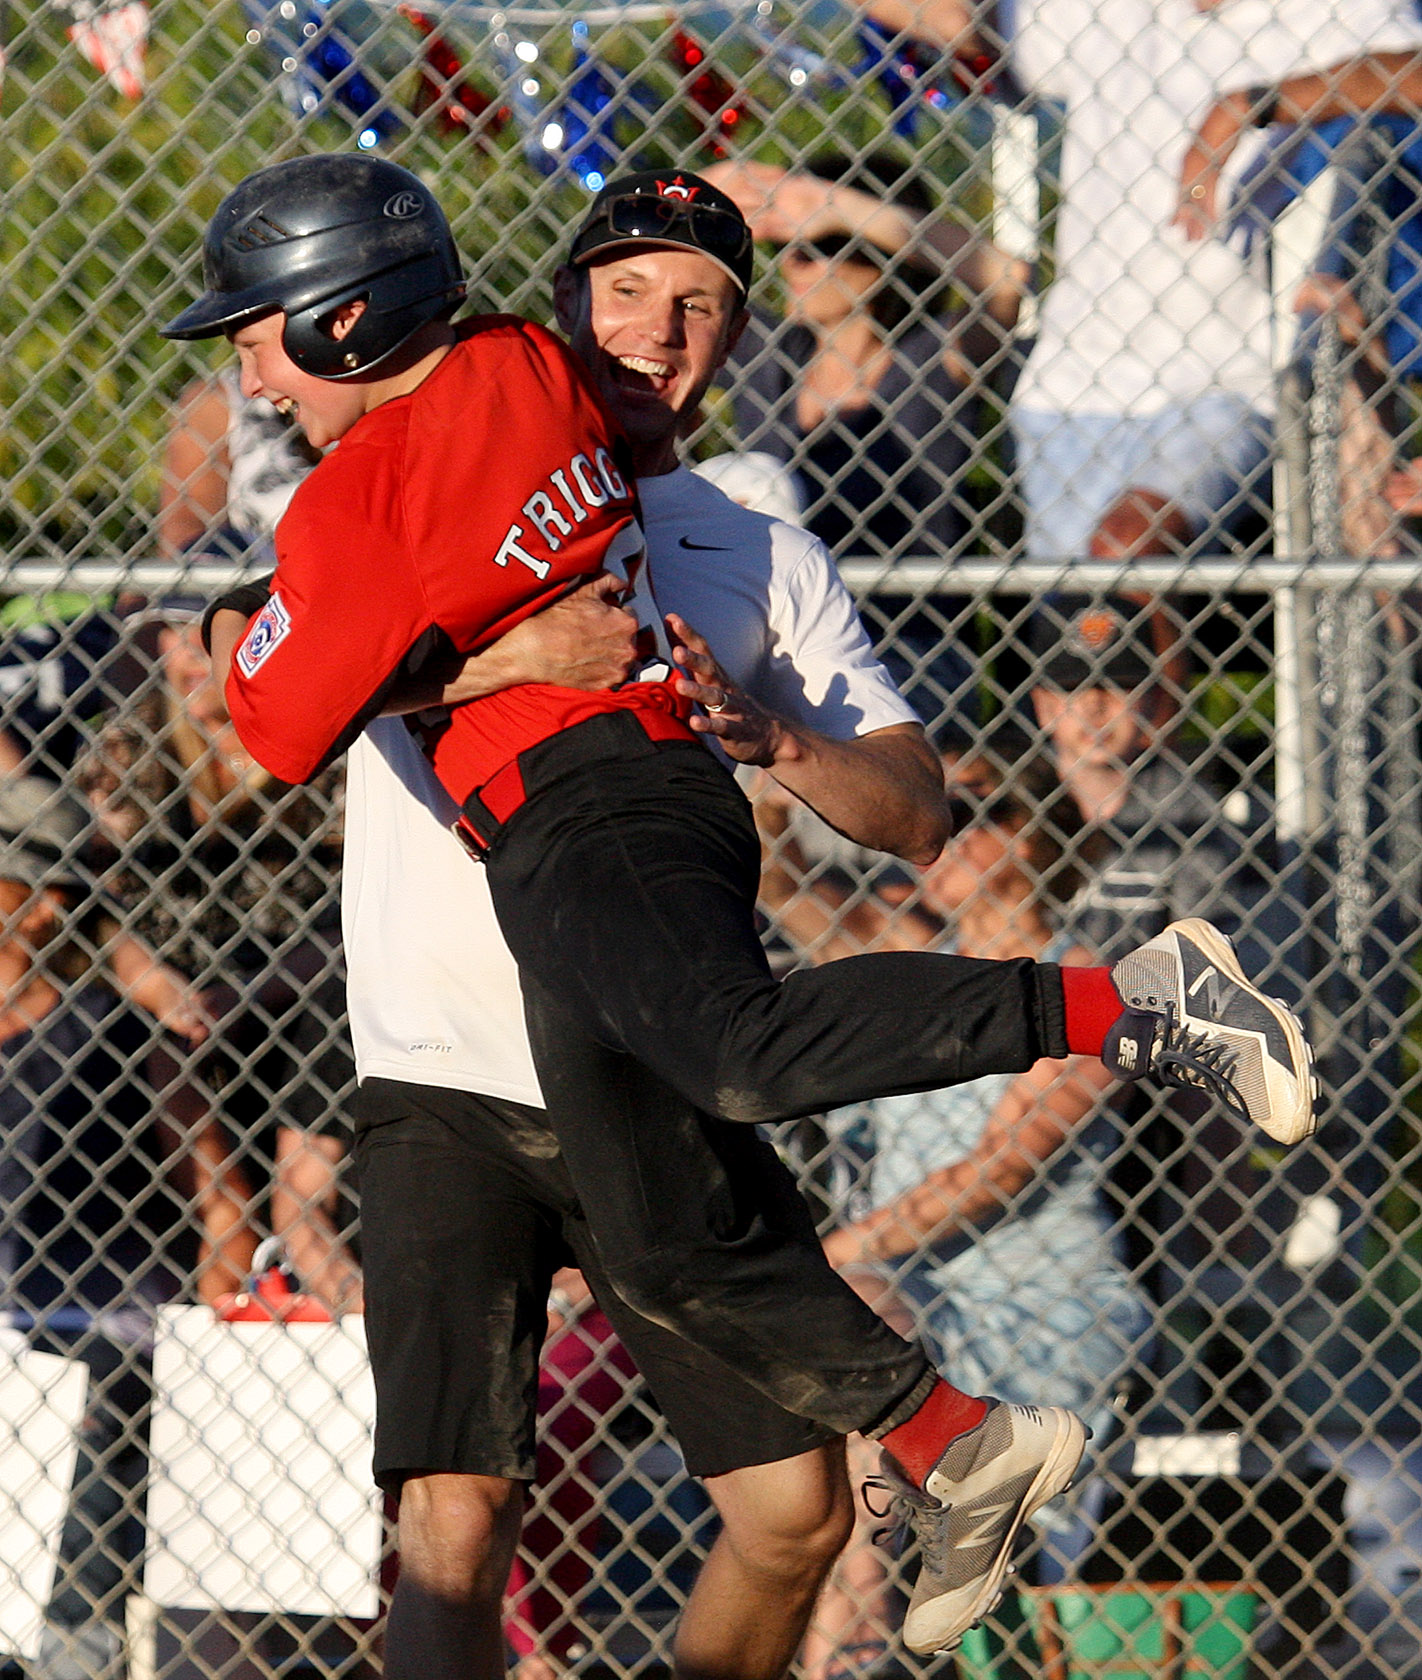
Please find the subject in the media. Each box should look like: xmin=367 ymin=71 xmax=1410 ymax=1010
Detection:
xmin=341 ymin=464 xmax=918 ymax=1105
xmin=1011 ymin=0 xmax=1422 ymax=418
xmin=217 ymin=367 xmax=315 ymax=542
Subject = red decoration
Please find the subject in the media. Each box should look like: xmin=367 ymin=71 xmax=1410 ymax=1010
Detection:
xmin=668 ymin=27 xmax=745 ymax=159
xmin=64 ymin=0 xmax=148 ymax=100
xmin=400 ymin=3 xmax=506 ymax=147
xmin=213 ymin=1262 xmax=333 ymax=1324
xmin=948 ymin=49 xmax=998 ymax=99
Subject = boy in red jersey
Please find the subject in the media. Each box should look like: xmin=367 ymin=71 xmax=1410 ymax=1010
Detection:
xmin=171 ymin=154 xmax=1316 ymax=1666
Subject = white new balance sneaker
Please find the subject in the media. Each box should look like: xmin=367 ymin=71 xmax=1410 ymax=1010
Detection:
xmin=874 ymin=1401 xmax=1086 ymax=1655
xmin=1106 ymin=917 xmax=1319 ymax=1145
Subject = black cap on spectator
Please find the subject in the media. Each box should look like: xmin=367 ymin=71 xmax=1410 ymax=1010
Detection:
xmin=1031 ymin=596 xmax=1156 ymax=691
xmin=0 ymin=776 xmax=89 ymax=891
xmin=568 ymin=171 xmax=754 ymax=296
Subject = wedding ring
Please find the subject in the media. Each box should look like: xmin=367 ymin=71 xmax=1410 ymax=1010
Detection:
xmin=1189 ymin=183 xmax=1207 ymax=200
xmin=705 ymin=689 xmax=727 ymax=713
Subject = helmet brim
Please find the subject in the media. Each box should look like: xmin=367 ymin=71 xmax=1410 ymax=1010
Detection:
xmin=160 ymin=287 xmax=282 ymax=341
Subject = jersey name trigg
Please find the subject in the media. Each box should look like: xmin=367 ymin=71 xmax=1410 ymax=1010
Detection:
xmin=492 ymin=448 xmax=632 ymax=579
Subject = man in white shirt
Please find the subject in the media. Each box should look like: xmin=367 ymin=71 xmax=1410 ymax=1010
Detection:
xmin=338 ymin=181 xmax=958 ymax=1680
xmin=862 ymin=0 xmax=1422 ymax=563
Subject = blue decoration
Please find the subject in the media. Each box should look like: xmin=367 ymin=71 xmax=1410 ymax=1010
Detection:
xmin=1232 ymin=114 xmax=1422 ymax=378
xmin=856 ymin=15 xmax=922 ymax=140
xmin=241 ymin=0 xmax=401 ymax=142
xmin=745 ymin=2 xmax=850 ymax=96
xmin=494 ymin=17 xmax=621 ymax=189
xmin=560 ymin=20 xmax=620 ymax=189
xmin=489 ymin=25 xmax=557 ymax=175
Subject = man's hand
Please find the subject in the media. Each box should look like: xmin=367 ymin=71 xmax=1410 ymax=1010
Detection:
xmin=125 ymin=959 xmax=213 ymax=1046
xmin=461 ymin=573 xmax=639 ymax=697
xmin=668 ymin=611 xmax=787 ymax=767
xmin=1385 ymin=459 xmax=1422 ymax=518
xmin=378 ymin=573 xmax=640 ymax=716
xmin=1173 ymin=92 xmax=1250 ymax=239
xmin=704 ymin=159 xmax=922 ymax=259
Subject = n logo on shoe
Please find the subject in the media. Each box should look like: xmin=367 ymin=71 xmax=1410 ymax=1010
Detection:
xmin=955 ymin=1495 xmax=1023 ymax=1550
xmin=1187 ymin=965 xmax=1240 ymax=1018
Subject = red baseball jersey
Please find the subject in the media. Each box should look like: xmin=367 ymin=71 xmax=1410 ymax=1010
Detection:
xmin=225 ymin=315 xmax=693 ymax=804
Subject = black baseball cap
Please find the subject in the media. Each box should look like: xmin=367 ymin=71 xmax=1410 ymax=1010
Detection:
xmin=1030 ymin=595 xmax=1157 ymax=691
xmin=568 ymin=170 xmax=754 ymax=296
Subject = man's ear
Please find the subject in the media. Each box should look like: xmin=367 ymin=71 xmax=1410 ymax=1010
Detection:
xmin=716 ymin=305 xmax=750 ymax=371
xmin=552 ymin=266 xmax=582 ymax=334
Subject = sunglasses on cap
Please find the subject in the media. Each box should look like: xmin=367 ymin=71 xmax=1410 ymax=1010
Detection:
xmin=594 ymin=192 xmax=752 ymax=266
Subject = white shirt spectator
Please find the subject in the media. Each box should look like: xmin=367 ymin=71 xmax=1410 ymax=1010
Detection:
xmin=1011 ymin=0 xmax=1422 ymax=418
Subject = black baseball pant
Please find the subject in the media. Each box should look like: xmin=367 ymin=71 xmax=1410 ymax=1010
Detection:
xmin=485 ymin=714 xmax=1071 ymax=1438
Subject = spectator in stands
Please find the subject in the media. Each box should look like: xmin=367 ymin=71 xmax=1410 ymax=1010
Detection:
xmin=857 ymin=0 xmax=1422 ymax=573
xmin=757 ymin=746 xmax=1149 ymax=1680
xmin=0 ymin=595 xmax=127 ymax=785
xmin=707 ymin=150 xmax=1023 ymax=721
xmin=0 ymin=779 xmax=189 ymax=1680
xmin=158 ymin=367 xmax=320 ymax=561
xmin=1028 ymin=597 xmax=1272 ymax=963
xmin=1029 ymin=596 xmax=1298 ymax=1427
xmin=707 ymin=150 xmax=1024 ymax=560
xmin=75 ymin=603 xmax=356 ymax=1308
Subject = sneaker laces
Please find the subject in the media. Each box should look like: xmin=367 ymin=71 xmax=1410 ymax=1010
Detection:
xmin=1151 ymin=1000 xmax=1248 ymax=1123
xmin=863 ymin=1460 xmax=952 ymax=1573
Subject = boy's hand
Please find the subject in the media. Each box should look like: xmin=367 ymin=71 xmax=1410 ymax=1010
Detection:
xmin=438 ymin=573 xmax=639 ymax=704
xmin=486 ymin=573 xmax=639 ymax=691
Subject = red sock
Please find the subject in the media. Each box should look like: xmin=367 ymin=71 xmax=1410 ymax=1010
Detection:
xmin=1061 ymin=965 xmax=1126 ymax=1057
xmin=878 ymin=1381 xmax=988 ymax=1486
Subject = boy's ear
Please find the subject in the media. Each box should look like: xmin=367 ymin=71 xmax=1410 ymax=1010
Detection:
xmin=328 ymin=298 xmax=369 ymax=342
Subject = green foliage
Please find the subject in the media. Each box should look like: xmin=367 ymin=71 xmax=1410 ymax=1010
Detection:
xmin=0 ymin=0 xmax=993 ymax=558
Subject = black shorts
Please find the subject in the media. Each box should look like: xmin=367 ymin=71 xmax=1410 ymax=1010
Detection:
xmin=351 ymin=1077 xmax=834 ymax=1488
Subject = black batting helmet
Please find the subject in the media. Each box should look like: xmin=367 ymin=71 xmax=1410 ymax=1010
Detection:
xmin=161 ymin=154 xmax=465 ymax=379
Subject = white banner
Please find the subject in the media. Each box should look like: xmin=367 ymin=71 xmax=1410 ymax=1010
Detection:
xmin=145 ymin=1308 xmax=380 ymax=1618
xmin=0 ymin=1329 xmax=89 ymax=1660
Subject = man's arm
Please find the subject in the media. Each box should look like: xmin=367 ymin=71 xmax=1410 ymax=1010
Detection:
xmin=667 ymin=611 xmax=949 ymax=866
xmin=210 ymin=572 xmax=639 ymax=714
xmin=823 ymin=1049 xmax=1115 ymax=1268
xmin=861 ymin=0 xmax=986 ymax=56
xmin=272 ymin=1126 xmax=364 ymax=1316
xmin=1177 ymin=52 xmax=1422 ymax=233
xmin=704 ymin=160 xmax=1025 ymax=332
xmin=214 ymin=579 xmax=947 ymax=858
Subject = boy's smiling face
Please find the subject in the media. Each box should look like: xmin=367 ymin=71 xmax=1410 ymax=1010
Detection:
xmin=229 ymin=310 xmax=369 ymax=449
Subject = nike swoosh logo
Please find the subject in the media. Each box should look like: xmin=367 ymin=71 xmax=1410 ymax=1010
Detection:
xmin=679 ymin=537 xmax=730 ymax=551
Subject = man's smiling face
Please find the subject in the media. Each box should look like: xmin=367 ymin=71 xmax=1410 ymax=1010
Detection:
xmin=555 ymin=246 xmax=746 ymax=472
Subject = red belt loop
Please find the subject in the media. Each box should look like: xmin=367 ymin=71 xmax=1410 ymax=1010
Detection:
xmin=633 ymin=708 xmax=697 ymax=746
xmin=479 ymin=759 xmax=530 ymax=826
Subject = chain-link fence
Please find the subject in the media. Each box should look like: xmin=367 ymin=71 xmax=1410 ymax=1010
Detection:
xmin=5 ymin=1 xmax=1422 ymax=1677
